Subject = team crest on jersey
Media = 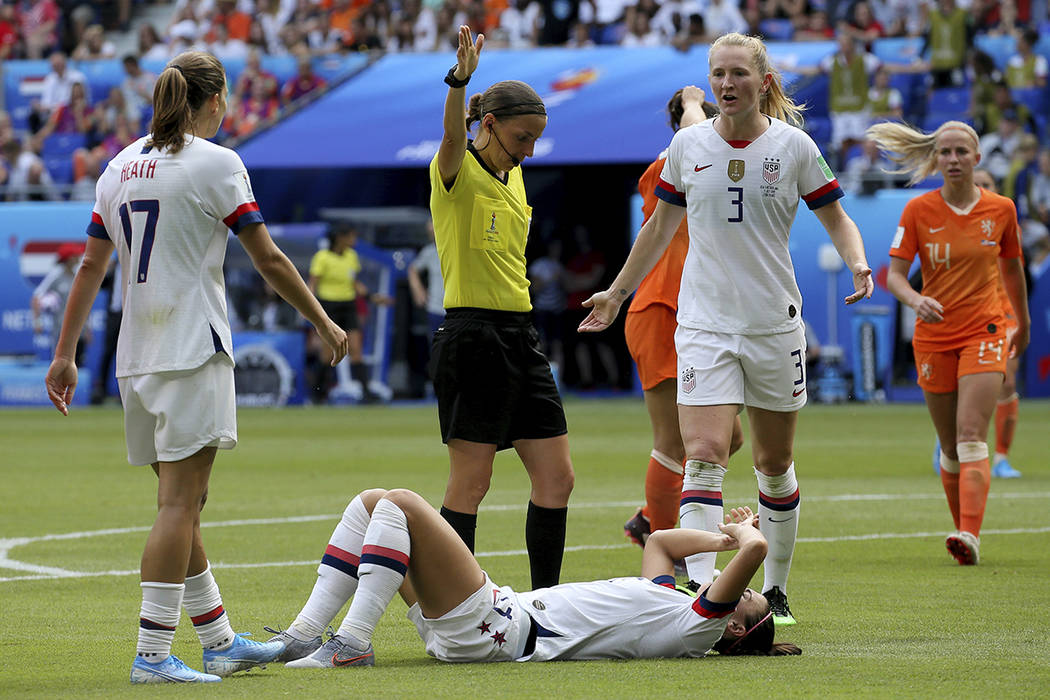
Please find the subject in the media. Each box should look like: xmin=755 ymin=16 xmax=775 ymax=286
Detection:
xmin=681 ymin=367 xmax=696 ymax=394
xmin=727 ymin=160 xmax=745 ymax=182
xmin=980 ymin=219 xmax=994 ymax=236
xmin=920 ymin=363 xmax=932 ymax=380
xmin=763 ymin=158 xmax=782 ymax=184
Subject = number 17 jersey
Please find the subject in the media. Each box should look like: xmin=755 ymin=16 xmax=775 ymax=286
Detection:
xmin=656 ymin=118 xmax=843 ymax=335
xmin=86 ymin=135 xmax=263 ymax=377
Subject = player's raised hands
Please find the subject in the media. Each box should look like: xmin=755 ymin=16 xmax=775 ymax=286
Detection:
xmin=454 ymin=25 xmax=484 ymax=82
xmin=718 ymin=506 xmax=760 ymax=545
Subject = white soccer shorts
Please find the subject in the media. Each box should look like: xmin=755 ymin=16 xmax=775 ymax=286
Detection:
xmin=675 ymin=324 xmax=808 ymax=411
xmin=119 ymin=353 xmax=237 ymax=465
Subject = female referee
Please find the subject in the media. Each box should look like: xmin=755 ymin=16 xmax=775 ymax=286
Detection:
xmin=579 ymin=32 xmax=873 ymax=625
xmin=425 ymin=26 xmax=573 ymax=590
xmin=269 ymin=487 xmax=798 ymax=667
xmin=870 ymin=120 xmax=1029 ymax=565
xmin=44 ymin=51 xmax=349 ymax=683
xmin=307 ymin=222 xmax=390 ymax=404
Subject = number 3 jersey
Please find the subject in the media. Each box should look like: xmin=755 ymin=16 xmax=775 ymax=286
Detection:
xmin=656 ymin=118 xmax=843 ymax=335
xmin=889 ymin=188 xmax=1021 ymax=352
xmin=86 ymin=136 xmax=263 ymax=377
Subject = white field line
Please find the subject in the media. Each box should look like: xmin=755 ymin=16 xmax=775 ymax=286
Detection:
xmin=2 ymin=492 xmax=1048 ymax=583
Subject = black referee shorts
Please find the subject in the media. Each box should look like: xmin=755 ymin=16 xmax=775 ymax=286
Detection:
xmin=320 ymin=299 xmax=360 ymax=331
xmin=428 ymin=308 xmax=567 ymax=450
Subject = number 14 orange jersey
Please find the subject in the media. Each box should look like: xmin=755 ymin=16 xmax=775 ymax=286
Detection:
xmin=889 ymin=189 xmax=1022 ymax=352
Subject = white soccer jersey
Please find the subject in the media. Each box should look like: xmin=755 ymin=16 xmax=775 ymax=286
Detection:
xmin=515 ymin=577 xmax=735 ymax=661
xmin=656 ymin=118 xmax=843 ymax=335
xmin=86 ymin=135 xmax=263 ymax=377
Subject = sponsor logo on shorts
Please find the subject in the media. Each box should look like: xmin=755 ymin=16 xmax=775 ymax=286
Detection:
xmin=791 ymin=386 xmax=805 ymax=397
xmin=681 ymin=367 xmax=696 ymax=394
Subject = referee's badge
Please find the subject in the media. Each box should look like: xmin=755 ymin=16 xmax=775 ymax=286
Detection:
xmin=681 ymin=367 xmax=696 ymax=394
xmin=728 ymin=160 xmax=745 ymax=182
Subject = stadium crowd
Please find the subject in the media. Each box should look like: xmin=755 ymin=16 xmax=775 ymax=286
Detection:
xmin=2 ymin=1 xmax=1049 ymax=375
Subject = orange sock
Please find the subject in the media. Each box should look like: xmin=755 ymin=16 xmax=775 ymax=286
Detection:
xmin=995 ymin=395 xmax=1019 ymax=456
xmin=940 ymin=467 xmax=961 ymax=531
xmin=957 ymin=442 xmax=991 ymax=537
xmin=645 ymin=452 xmax=684 ymax=532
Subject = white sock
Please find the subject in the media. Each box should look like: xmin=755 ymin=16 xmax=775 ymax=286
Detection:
xmin=291 ymin=494 xmax=370 ymax=640
xmin=755 ymin=463 xmax=800 ymax=594
xmin=137 ymin=581 xmax=184 ymax=660
xmin=183 ymin=564 xmax=236 ymax=650
xmin=679 ymin=460 xmax=726 ymax=584
xmin=337 ymin=498 xmax=410 ymax=644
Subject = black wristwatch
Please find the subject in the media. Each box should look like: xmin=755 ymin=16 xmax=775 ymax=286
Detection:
xmin=444 ymin=66 xmax=469 ymax=88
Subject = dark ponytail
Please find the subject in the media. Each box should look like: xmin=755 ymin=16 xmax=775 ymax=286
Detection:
xmin=148 ymin=50 xmax=226 ymax=154
xmin=464 ymin=80 xmax=546 ymax=132
xmin=712 ymin=609 xmax=802 ymax=656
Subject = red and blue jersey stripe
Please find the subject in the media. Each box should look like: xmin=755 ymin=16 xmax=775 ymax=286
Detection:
xmin=321 ymin=544 xmax=361 ymax=578
xmin=222 ymin=201 xmax=264 ymax=234
xmin=651 ymin=574 xmax=676 ymax=589
xmin=759 ymin=488 xmax=800 ymax=511
xmin=680 ymin=489 xmax=723 ymax=507
xmin=802 ymin=180 xmax=843 ymax=210
xmin=654 ymin=177 xmax=687 ymax=208
xmin=86 ymin=212 xmax=109 ymax=240
xmin=360 ymin=544 xmax=409 ymax=576
xmin=691 ymin=592 xmax=737 ymax=619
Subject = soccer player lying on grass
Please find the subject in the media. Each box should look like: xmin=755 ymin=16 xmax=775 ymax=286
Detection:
xmin=266 ymin=488 xmax=799 ymax=666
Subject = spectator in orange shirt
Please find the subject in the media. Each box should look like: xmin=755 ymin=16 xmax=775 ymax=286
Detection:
xmin=871 ymin=119 xmax=1030 ymax=567
xmin=622 ymin=86 xmax=744 ymax=580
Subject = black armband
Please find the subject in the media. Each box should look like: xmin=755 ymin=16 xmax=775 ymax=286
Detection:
xmin=444 ymin=66 xmax=470 ymax=89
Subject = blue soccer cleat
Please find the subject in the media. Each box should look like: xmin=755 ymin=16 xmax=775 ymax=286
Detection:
xmin=130 ymin=654 xmax=222 ymax=684
xmin=932 ymin=439 xmax=941 ymax=475
xmin=992 ymin=458 xmax=1022 ymax=479
xmin=202 ymin=633 xmax=285 ymax=676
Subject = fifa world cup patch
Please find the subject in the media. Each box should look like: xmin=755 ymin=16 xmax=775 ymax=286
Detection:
xmin=681 ymin=367 xmax=696 ymax=394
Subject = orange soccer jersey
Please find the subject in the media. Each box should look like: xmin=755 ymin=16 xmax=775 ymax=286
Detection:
xmin=627 ymin=157 xmax=690 ymax=314
xmin=890 ymin=189 xmax=1022 ymax=353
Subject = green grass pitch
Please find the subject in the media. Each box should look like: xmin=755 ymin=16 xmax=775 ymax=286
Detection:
xmin=1 ymin=399 xmax=1048 ymax=698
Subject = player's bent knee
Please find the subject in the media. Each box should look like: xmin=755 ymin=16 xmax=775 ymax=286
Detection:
xmin=358 ymin=488 xmax=389 ymax=514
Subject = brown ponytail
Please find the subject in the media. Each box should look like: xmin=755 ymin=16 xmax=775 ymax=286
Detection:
xmin=464 ymin=80 xmax=546 ymax=132
xmin=712 ymin=608 xmax=802 ymax=656
xmin=148 ymin=50 xmax=226 ymax=154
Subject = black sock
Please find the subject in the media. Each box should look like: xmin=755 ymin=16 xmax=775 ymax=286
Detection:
xmin=526 ymin=501 xmax=567 ymax=589
xmin=440 ymin=506 xmax=477 ymax=553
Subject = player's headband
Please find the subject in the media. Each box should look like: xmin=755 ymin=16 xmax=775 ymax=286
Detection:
xmin=727 ymin=610 xmax=774 ymax=652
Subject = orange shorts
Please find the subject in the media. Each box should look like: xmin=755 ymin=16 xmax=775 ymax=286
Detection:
xmin=914 ymin=335 xmax=1008 ymax=393
xmin=625 ymin=304 xmax=677 ymax=391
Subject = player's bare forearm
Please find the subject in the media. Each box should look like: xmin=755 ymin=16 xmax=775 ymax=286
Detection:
xmin=1000 ymin=257 xmax=1030 ymax=328
xmin=640 ymin=528 xmax=735 ymax=579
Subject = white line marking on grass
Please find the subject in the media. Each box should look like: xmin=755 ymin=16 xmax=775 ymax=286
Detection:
xmin=2 ymin=493 xmax=1048 ymax=583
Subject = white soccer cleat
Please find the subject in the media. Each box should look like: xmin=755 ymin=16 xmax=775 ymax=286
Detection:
xmin=285 ymin=634 xmax=375 ymax=668
xmin=945 ymin=531 xmax=980 ymax=565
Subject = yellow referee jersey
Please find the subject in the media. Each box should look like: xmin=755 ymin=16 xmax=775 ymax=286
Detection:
xmin=309 ymin=247 xmax=361 ymax=302
xmin=429 ymin=146 xmax=533 ymax=312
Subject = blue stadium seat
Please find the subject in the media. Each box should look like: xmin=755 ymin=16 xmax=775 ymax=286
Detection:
xmin=43 ymin=154 xmax=74 ymax=185
xmin=759 ymin=18 xmax=794 ymax=41
xmin=928 ymin=86 xmax=970 ymax=114
xmin=1011 ymin=87 xmax=1049 ymax=117
xmin=41 ymin=132 xmax=87 ymax=157
xmin=805 ymin=116 xmax=831 ymax=151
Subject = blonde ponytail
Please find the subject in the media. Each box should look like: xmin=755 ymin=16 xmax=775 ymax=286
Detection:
xmin=866 ymin=120 xmax=980 ymax=185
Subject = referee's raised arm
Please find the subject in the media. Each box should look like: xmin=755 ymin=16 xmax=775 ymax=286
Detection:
xmin=437 ymin=26 xmax=484 ymax=188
